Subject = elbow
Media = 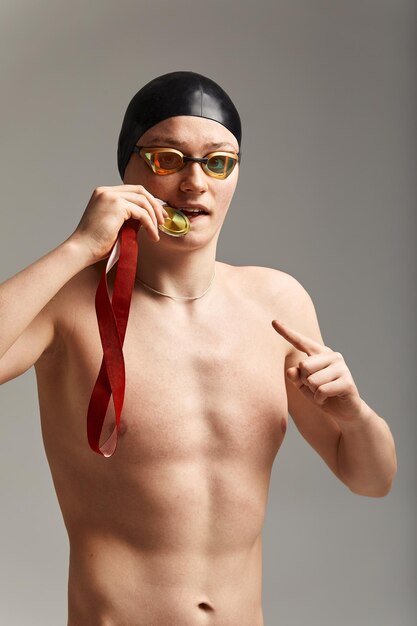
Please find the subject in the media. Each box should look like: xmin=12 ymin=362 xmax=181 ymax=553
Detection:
xmin=349 ymin=483 xmax=392 ymax=498
xmin=347 ymin=466 xmax=397 ymax=498
xmin=340 ymin=435 xmax=398 ymax=498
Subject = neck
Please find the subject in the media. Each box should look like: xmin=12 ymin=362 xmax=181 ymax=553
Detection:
xmin=135 ymin=228 xmax=218 ymax=300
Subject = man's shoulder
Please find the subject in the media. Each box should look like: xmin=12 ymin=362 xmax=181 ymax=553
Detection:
xmin=219 ymin=263 xmax=321 ymax=358
xmin=218 ymin=262 xmax=310 ymax=304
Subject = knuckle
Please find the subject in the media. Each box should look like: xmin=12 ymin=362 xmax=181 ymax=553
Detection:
xmin=139 ymin=207 xmax=152 ymax=222
xmin=346 ymin=379 xmax=356 ymax=393
xmin=315 ymin=391 xmax=325 ymax=404
xmin=94 ymin=186 xmax=116 ymax=204
xmin=138 ymin=195 xmax=152 ymax=211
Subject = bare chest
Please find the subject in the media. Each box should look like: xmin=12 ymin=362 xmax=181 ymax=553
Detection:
xmin=38 ymin=287 xmax=289 ymax=466
xmin=126 ymin=302 xmax=286 ymax=459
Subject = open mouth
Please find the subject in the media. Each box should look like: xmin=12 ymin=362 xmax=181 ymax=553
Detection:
xmin=177 ymin=208 xmax=209 ymax=220
xmin=182 ymin=211 xmax=207 ymax=219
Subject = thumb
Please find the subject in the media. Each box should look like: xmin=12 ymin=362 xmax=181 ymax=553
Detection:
xmin=286 ymin=366 xmax=301 ymax=384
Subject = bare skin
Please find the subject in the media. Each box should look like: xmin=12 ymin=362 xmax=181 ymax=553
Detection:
xmin=0 ymin=116 xmax=396 ymax=625
xmin=37 ymin=259 xmax=289 ymax=626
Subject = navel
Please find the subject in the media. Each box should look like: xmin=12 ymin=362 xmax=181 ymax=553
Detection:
xmin=198 ymin=601 xmax=214 ymax=612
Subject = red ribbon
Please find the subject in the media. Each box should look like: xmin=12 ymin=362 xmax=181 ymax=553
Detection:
xmin=86 ymin=218 xmax=139 ymax=457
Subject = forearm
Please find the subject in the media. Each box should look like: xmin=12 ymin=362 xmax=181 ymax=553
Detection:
xmin=0 ymin=236 xmax=93 ymax=359
xmin=337 ymin=399 xmax=397 ymax=497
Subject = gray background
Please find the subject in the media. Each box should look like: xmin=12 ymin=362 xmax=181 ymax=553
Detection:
xmin=0 ymin=1 xmax=415 ymax=624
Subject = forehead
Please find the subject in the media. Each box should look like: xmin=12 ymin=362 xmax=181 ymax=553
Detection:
xmin=138 ymin=115 xmax=239 ymax=152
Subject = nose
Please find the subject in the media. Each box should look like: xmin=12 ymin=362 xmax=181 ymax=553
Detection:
xmin=179 ymin=162 xmax=209 ymax=194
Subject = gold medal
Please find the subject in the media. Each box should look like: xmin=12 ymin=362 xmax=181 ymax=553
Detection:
xmin=159 ymin=206 xmax=190 ymax=237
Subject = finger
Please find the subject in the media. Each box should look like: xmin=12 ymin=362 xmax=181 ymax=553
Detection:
xmin=302 ymin=362 xmax=344 ymax=392
xmin=122 ymin=192 xmax=160 ymax=229
xmin=143 ymin=195 xmax=170 ymax=225
xmin=125 ymin=193 xmax=169 ymax=225
xmin=286 ymin=366 xmax=303 ymax=389
xmin=126 ymin=202 xmax=160 ymax=241
xmin=129 ymin=187 xmax=169 ymax=221
xmin=272 ymin=319 xmax=328 ymax=356
xmin=124 ymin=192 xmax=168 ymax=228
xmin=313 ymin=378 xmax=350 ymax=405
xmin=297 ymin=352 xmax=336 ymax=376
xmin=288 ymin=372 xmax=316 ymax=401
xmin=101 ymin=184 xmax=159 ymax=194
xmin=159 ymin=205 xmax=170 ymax=222
xmin=137 ymin=192 xmax=170 ymax=224
xmin=286 ymin=363 xmax=336 ymax=395
xmin=119 ymin=186 xmax=169 ymax=224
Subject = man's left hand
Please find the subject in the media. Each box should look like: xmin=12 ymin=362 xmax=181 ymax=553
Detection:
xmin=272 ymin=319 xmax=365 ymax=424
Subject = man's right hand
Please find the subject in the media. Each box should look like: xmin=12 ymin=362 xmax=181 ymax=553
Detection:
xmin=69 ymin=185 xmax=169 ymax=265
xmin=0 ymin=184 xmax=168 ymax=376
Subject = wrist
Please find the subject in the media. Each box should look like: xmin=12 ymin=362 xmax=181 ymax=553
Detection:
xmin=338 ymin=399 xmax=375 ymax=434
xmin=62 ymin=234 xmax=97 ymax=269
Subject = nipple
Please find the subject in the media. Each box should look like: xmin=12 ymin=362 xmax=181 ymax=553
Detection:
xmin=118 ymin=420 xmax=127 ymax=436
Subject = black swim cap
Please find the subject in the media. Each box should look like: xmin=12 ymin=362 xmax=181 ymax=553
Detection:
xmin=117 ymin=71 xmax=241 ymax=180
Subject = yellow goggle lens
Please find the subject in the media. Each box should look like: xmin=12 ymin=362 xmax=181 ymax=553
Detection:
xmin=138 ymin=147 xmax=238 ymax=179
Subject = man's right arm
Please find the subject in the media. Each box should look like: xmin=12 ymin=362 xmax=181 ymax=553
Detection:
xmin=0 ymin=238 xmax=92 ymax=384
xmin=0 ymin=184 xmax=168 ymax=385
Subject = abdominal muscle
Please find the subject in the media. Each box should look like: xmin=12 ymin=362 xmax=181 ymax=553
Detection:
xmin=65 ymin=454 xmax=267 ymax=626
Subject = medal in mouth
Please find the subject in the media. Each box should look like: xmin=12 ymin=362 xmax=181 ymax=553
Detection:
xmin=158 ymin=205 xmax=191 ymax=237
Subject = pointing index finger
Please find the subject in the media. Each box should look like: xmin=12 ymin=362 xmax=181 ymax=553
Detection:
xmin=272 ymin=319 xmax=325 ymax=356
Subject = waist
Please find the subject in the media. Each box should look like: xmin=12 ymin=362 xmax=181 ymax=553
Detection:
xmin=68 ymin=535 xmax=264 ymax=626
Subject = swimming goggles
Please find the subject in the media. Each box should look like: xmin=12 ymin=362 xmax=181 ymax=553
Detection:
xmin=133 ymin=146 xmax=240 ymax=179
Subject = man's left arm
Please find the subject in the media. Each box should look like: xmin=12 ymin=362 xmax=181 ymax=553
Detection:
xmin=272 ymin=280 xmax=397 ymax=497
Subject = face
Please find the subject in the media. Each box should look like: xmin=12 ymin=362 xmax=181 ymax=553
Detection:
xmin=123 ymin=115 xmax=240 ymax=245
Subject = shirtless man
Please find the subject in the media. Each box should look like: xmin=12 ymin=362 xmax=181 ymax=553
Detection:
xmin=0 ymin=71 xmax=396 ymax=625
